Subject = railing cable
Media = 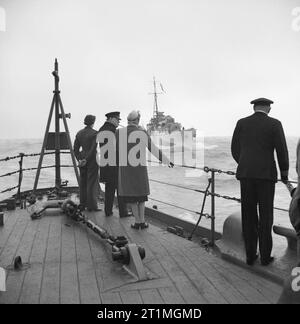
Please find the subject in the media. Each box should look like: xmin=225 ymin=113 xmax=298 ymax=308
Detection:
xmin=148 ymin=197 xmax=211 ymax=218
xmin=0 ymin=165 xmax=74 ymax=178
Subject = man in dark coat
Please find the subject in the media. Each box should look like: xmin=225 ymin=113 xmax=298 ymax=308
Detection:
xmin=74 ymin=114 xmax=101 ymax=211
xmin=231 ymin=98 xmax=289 ymax=266
xmin=98 ymin=111 xmax=128 ymax=217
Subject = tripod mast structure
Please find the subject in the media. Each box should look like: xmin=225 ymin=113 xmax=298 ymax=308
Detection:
xmin=149 ymin=76 xmax=163 ymax=127
xmin=33 ymin=59 xmax=80 ymax=192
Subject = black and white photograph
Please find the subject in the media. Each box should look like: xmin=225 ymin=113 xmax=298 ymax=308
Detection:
xmin=0 ymin=0 xmax=300 ymax=313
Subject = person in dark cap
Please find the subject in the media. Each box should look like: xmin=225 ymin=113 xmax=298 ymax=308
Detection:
xmin=97 ymin=111 xmax=129 ymax=217
xmin=231 ymin=98 xmax=289 ymax=266
xmin=74 ymin=114 xmax=101 ymax=211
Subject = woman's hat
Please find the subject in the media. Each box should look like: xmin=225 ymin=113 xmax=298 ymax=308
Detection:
xmin=127 ymin=110 xmax=140 ymax=121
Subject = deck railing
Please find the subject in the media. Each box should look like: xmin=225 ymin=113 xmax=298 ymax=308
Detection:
xmin=0 ymin=152 xmax=298 ymax=246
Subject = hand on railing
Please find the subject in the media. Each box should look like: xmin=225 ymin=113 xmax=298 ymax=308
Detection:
xmin=281 ymin=174 xmax=289 ymax=185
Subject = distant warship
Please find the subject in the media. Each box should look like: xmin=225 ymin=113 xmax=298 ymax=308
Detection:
xmin=146 ymin=77 xmax=196 ymax=137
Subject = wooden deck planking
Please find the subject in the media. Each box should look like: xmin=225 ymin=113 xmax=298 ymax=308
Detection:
xmin=123 ymin=218 xmax=242 ymax=303
xmin=180 ymin=244 xmax=281 ymax=303
xmin=196 ymin=253 xmax=280 ymax=304
xmin=19 ymin=215 xmax=51 ymax=304
xmin=149 ymin=224 xmax=282 ymax=304
xmin=73 ymin=221 xmax=101 ymax=304
xmin=120 ymin=290 xmax=143 ymax=304
xmin=100 ymin=291 xmax=122 ymax=304
xmin=109 ymin=278 xmax=175 ymax=293
xmin=0 ymin=208 xmax=283 ymax=304
xmin=139 ymin=227 xmax=227 ymax=304
xmin=149 ymin=230 xmax=249 ymax=304
xmin=11 ymin=213 xmax=40 ymax=304
xmin=0 ymin=210 xmax=20 ymax=256
xmin=118 ymin=220 xmax=210 ymax=303
xmin=0 ymin=212 xmax=32 ymax=304
xmin=60 ymin=217 xmax=80 ymax=304
xmin=203 ymin=254 xmax=281 ymax=303
xmin=153 ymin=227 xmax=272 ymax=304
xmin=157 ymin=254 xmax=209 ymax=304
xmin=166 ymin=250 xmax=247 ymax=304
xmin=155 ymin=225 xmax=282 ymax=298
xmin=158 ymin=286 xmax=186 ymax=304
xmin=139 ymin=288 xmax=165 ymax=304
xmin=39 ymin=215 xmax=62 ymax=304
xmin=0 ymin=211 xmax=28 ymax=268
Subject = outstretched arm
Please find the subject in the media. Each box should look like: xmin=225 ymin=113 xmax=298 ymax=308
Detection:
xmin=145 ymin=130 xmax=172 ymax=166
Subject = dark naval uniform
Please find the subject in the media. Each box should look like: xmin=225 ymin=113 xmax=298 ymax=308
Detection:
xmin=74 ymin=115 xmax=100 ymax=211
xmin=98 ymin=112 xmax=126 ymax=217
xmin=231 ymin=98 xmax=289 ymax=265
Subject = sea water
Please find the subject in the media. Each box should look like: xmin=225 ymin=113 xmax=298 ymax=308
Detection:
xmin=0 ymin=136 xmax=298 ymax=234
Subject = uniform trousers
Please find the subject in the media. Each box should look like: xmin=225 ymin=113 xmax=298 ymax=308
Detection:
xmin=79 ymin=162 xmax=99 ymax=210
xmin=240 ymin=179 xmax=275 ymax=262
xmin=104 ymin=181 xmax=126 ymax=217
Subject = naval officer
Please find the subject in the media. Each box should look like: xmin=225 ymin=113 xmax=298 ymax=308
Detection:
xmin=98 ymin=111 xmax=128 ymax=217
xmin=231 ymin=98 xmax=289 ymax=266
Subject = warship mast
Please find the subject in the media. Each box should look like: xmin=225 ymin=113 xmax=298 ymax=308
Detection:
xmin=151 ymin=76 xmax=163 ymax=128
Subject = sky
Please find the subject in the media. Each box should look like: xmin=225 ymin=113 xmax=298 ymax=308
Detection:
xmin=0 ymin=0 xmax=300 ymax=140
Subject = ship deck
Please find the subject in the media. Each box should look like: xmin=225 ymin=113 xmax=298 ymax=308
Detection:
xmin=0 ymin=206 xmax=282 ymax=304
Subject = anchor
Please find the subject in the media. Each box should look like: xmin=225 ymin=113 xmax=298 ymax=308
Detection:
xmin=28 ymin=198 xmax=148 ymax=281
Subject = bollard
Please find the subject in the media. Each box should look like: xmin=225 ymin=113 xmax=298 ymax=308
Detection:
xmin=7 ymin=198 xmax=16 ymax=211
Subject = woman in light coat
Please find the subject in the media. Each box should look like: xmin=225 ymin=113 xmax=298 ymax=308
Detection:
xmin=117 ymin=110 xmax=173 ymax=229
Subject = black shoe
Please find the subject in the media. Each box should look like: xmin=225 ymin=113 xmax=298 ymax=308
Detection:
xmin=140 ymin=222 xmax=149 ymax=229
xmin=131 ymin=223 xmax=140 ymax=229
xmin=246 ymin=254 xmax=259 ymax=266
xmin=261 ymin=256 xmax=274 ymax=266
xmin=105 ymin=212 xmax=113 ymax=217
